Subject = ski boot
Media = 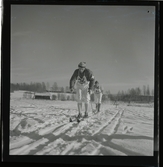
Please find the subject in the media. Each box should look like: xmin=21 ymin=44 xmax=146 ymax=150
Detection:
xmin=96 ymin=104 xmax=98 ymax=111
xmin=97 ymin=103 xmax=101 ymax=112
xmin=77 ymin=113 xmax=82 ymax=119
xmin=83 ymin=112 xmax=88 ymax=118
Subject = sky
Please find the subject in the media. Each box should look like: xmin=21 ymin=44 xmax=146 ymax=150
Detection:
xmin=11 ymin=5 xmax=155 ymax=94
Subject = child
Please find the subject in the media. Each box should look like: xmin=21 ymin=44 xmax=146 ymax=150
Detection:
xmin=93 ymin=81 xmax=103 ymax=112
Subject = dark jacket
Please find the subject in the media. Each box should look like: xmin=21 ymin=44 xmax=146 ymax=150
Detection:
xmin=70 ymin=68 xmax=95 ymax=90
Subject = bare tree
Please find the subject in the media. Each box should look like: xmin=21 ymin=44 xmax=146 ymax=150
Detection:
xmin=143 ymin=85 xmax=146 ymax=96
xmin=42 ymin=82 xmax=46 ymax=92
xmin=146 ymin=85 xmax=150 ymax=96
xmin=65 ymin=86 xmax=70 ymax=92
xmin=52 ymin=82 xmax=58 ymax=91
xmin=135 ymin=87 xmax=141 ymax=96
xmin=105 ymin=90 xmax=111 ymax=95
xmin=46 ymin=82 xmax=50 ymax=91
xmin=61 ymin=87 xmax=65 ymax=93
xmin=151 ymin=89 xmax=154 ymax=96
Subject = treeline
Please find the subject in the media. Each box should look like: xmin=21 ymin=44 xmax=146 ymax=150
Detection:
xmin=106 ymin=85 xmax=154 ymax=97
xmin=10 ymin=82 xmax=70 ymax=93
xmin=101 ymin=85 xmax=154 ymax=103
xmin=11 ymin=82 xmax=154 ymax=103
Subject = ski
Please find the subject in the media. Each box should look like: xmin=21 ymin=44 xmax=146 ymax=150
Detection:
xmin=76 ymin=110 xmax=99 ymax=123
xmin=68 ymin=103 xmax=98 ymax=123
xmin=69 ymin=115 xmax=79 ymax=122
xmin=69 ymin=115 xmax=86 ymax=123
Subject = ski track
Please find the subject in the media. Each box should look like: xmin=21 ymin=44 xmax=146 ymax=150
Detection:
xmin=10 ymin=99 xmax=154 ymax=155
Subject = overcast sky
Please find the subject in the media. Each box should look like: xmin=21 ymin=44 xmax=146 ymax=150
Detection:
xmin=11 ymin=5 xmax=155 ymax=94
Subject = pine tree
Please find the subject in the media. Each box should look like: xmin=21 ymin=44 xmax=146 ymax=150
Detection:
xmin=52 ymin=82 xmax=58 ymax=91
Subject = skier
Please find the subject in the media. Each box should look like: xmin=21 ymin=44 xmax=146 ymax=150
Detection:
xmin=69 ymin=62 xmax=95 ymax=118
xmin=93 ymin=81 xmax=103 ymax=112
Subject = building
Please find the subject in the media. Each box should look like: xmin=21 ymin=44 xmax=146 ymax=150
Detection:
xmin=34 ymin=92 xmax=51 ymax=100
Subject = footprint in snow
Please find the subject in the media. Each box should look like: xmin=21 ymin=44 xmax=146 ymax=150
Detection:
xmin=129 ymin=127 xmax=133 ymax=131
xmin=122 ymin=126 xmax=133 ymax=134
xmin=127 ymin=127 xmax=133 ymax=133
xmin=123 ymin=126 xmax=128 ymax=131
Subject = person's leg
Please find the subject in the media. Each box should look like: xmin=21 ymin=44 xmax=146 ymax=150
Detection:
xmin=84 ymin=103 xmax=89 ymax=117
xmin=76 ymin=86 xmax=82 ymax=117
xmin=97 ymin=103 xmax=101 ymax=112
xmin=82 ymin=86 xmax=90 ymax=117
xmin=98 ymin=93 xmax=103 ymax=112
xmin=77 ymin=103 xmax=82 ymax=117
xmin=94 ymin=94 xmax=98 ymax=110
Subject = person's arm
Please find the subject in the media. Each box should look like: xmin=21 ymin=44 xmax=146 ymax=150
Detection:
xmin=69 ymin=70 xmax=78 ymax=90
xmin=87 ymin=70 xmax=95 ymax=90
xmin=100 ymin=86 xmax=104 ymax=94
xmin=92 ymin=85 xmax=95 ymax=93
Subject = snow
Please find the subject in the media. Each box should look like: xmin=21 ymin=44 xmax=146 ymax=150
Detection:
xmin=10 ymin=135 xmax=34 ymax=149
xmin=9 ymin=91 xmax=154 ymax=155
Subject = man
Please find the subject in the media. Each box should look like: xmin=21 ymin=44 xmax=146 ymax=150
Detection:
xmin=69 ymin=62 xmax=95 ymax=118
xmin=93 ymin=81 xmax=103 ymax=112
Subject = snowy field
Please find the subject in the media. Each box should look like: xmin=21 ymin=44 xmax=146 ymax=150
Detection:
xmin=10 ymin=91 xmax=154 ymax=155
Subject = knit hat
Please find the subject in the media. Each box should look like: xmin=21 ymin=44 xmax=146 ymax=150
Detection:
xmin=78 ymin=62 xmax=86 ymax=68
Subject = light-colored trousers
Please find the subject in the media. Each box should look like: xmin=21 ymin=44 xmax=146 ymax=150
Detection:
xmin=76 ymin=82 xmax=90 ymax=103
xmin=94 ymin=93 xmax=103 ymax=104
